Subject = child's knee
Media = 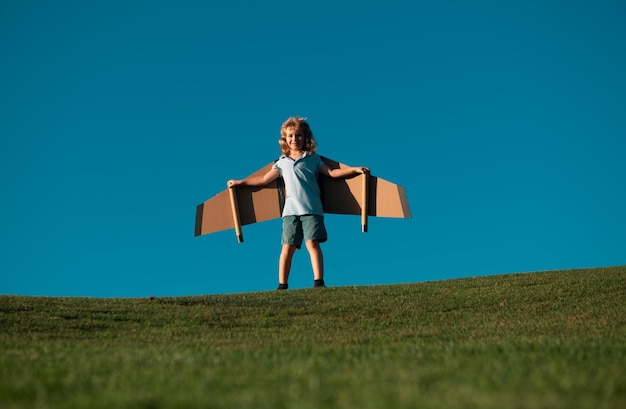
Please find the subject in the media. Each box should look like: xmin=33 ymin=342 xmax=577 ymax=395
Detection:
xmin=305 ymin=240 xmax=321 ymax=251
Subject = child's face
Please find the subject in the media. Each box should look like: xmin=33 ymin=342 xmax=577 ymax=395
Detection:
xmin=284 ymin=127 xmax=304 ymax=152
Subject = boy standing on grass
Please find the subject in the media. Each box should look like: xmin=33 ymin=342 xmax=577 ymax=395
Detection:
xmin=227 ymin=117 xmax=368 ymax=290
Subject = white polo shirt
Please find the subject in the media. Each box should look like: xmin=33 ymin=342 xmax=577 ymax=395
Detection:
xmin=272 ymin=152 xmax=324 ymax=217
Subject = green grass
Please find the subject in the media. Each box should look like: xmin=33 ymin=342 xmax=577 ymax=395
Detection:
xmin=1 ymin=266 xmax=625 ymax=409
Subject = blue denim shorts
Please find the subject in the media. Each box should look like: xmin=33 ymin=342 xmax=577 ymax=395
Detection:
xmin=281 ymin=215 xmax=327 ymax=249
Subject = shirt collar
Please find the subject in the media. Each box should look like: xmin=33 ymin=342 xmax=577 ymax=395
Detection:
xmin=281 ymin=152 xmax=311 ymax=161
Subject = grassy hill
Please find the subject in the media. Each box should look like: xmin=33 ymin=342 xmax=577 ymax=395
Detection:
xmin=1 ymin=266 xmax=625 ymax=409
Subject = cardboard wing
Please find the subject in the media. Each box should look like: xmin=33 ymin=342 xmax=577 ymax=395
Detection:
xmin=194 ymin=157 xmax=411 ymax=242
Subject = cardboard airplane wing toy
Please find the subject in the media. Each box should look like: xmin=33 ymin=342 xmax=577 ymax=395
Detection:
xmin=194 ymin=157 xmax=411 ymax=242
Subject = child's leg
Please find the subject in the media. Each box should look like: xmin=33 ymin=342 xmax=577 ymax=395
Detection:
xmin=278 ymin=244 xmax=297 ymax=285
xmin=305 ymin=240 xmax=324 ymax=281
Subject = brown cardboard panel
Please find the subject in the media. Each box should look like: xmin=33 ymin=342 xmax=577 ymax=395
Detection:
xmin=369 ymin=177 xmax=412 ymax=218
xmin=195 ymin=189 xmax=233 ymax=236
xmin=194 ymin=163 xmax=283 ymax=237
xmin=195 ymin=157 xmax=411 ymax=238
xmin=319 ymin=157 xmax=410 ymax=218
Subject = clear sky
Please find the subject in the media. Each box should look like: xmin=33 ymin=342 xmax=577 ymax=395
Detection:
xmin=2 ymin=0 xmax=625 ymax=297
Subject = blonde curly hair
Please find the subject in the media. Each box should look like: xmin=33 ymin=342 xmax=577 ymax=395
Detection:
xmin=278 ymin=117 xmax=317 ymax=156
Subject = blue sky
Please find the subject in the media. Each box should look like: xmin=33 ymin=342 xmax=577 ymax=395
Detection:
xmin=2 ymin=0 xmax=625 ymax=297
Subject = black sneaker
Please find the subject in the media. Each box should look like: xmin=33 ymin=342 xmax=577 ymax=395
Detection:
xmin=313 ymin=279 xmax=326 ymax=288
xmin=276 ymin=283 xmax=288 ymax=290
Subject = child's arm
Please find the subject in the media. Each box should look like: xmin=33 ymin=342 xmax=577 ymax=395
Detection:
xmin=320 ymin=163 xmax=369 ymax=179
xmin=227 ymin=168 xmax=280 ymax=188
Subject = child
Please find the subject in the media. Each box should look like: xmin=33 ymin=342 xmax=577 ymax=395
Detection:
xmin=227 ymin=117 xmax=368 ymax=290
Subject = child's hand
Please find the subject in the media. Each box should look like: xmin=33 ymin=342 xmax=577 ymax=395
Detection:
xmin=227 ymin=180 xmax=241 ymax=188
xmin=354 ymin=167 xmax=369 ymax=174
